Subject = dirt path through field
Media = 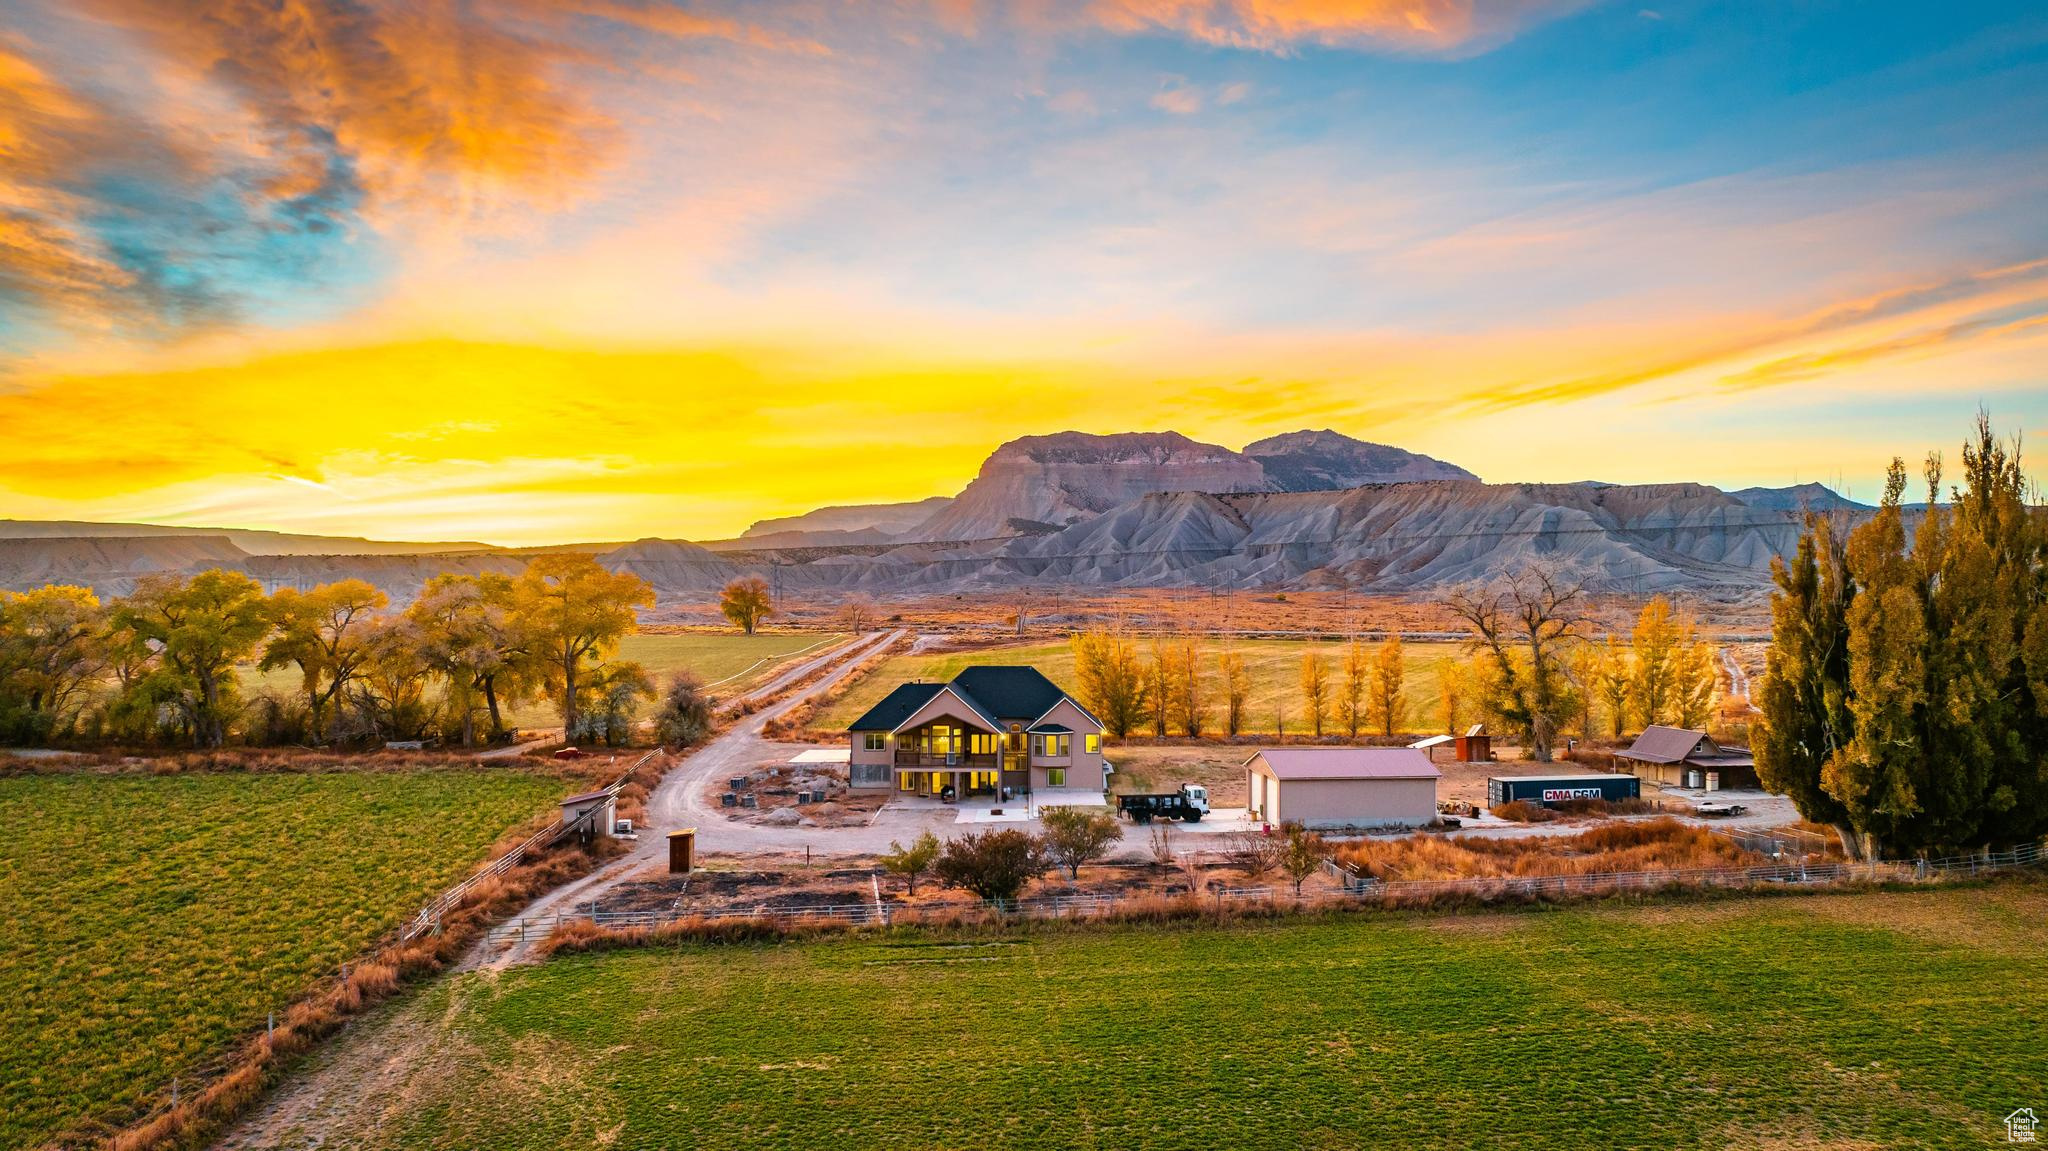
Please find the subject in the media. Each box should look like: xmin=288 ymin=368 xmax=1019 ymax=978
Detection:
xmin=210 ymin=629 xmax=902 ymax=1151
xmin=479 ymin=628 xmax=905 ymax=967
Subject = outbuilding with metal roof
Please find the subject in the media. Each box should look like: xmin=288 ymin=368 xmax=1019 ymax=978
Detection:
xmin=1244 ymin=747 xmax=1441 ymax=830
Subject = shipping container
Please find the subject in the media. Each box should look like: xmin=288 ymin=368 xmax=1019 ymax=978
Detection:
xmin=1487 ymin=773 xmax=1641 ymax=807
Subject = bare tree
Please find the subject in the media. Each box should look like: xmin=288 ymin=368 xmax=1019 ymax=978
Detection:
xmin=1446 ymin=564 xmax=1589 ymax=763
xmin=839 ymin=594 xmax=877 ymax=635
xmin=1223 ymin=828 xmax=1281 ymax=878
xmin=1147 ymin=822 xmax=1175 ymax=870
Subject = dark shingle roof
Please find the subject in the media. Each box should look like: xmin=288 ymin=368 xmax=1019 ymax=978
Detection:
xmin=952 ymin=665 xmax=1068 ymax=722
xmin=1619 ymin=725 xmax=1711 ymax=764
xmin=845 ymin=665 xmax=1102 ymax=733
xmin=1028 ymin=722 xmax=1072 ymax=734
xmin=847 ymin=683 xmax=945 ymax=732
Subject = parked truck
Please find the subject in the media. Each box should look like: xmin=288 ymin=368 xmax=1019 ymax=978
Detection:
xmin=1116 ymin=784 xmax=1210 ymax=824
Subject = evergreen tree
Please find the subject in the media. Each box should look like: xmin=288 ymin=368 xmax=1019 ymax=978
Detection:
xmin=1831 ymin=459 xmax=1928 ymax=859
xmin=1755 ymin=509 xmax=1860 ymax=853
xmin=1950 ymin=414 xmax=2048 ymax=847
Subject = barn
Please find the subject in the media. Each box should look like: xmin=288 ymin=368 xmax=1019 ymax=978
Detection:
xmin=1244 ymin=748 xmax=1441 ymax=830
xmin=1618 ymin=725 xmax=1761 ymax=790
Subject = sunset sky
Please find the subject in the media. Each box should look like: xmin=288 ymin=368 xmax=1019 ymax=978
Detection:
xmin=1 ymin=0 xmax=2044 ymax=544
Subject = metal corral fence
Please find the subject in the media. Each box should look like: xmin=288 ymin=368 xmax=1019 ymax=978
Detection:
xmin=1714 ymin=824 xmax=1837 ymax=858
xmin=398 ymin=748 xmax=664 ymax=942
xmin=483 ymin=838 xmax=2045 ymax=947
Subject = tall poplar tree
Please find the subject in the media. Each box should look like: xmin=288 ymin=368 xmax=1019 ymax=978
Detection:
xmin=1831 ymin=459 xmax=1928 ymax=859
xmin=1755 ymin=509 xmax=1860 ymax=854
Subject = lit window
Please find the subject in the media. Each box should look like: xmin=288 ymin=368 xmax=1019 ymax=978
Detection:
xmin=1048 ymin=768 xmax=1067 ymax=787
xmin=1084 ymin=734 xmax=1100 ymax=754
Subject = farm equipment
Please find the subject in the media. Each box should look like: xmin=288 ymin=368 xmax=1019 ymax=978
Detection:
xmin=1116 ymin=784 xmax=1210 ymax=824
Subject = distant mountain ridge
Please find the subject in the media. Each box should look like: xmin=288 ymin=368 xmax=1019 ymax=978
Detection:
xmin=0 ymin=430 xmax=1869 ymax=603
xmin=1243 ymin=429 xmax=1478 ymax=491
xmin=738 ymin=496 xmax=954 ymax=541
xmin=0 ymin=519 xmax=495 ymax=556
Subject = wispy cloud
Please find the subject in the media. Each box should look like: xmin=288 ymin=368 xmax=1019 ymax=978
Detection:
xmin=1149 ymin=76 xmax=1204 ymax=114
xmin=1087 ymin=0 xmax=1580 ymax=54
xmin=0 ymin=43 xmax=139 ymax=322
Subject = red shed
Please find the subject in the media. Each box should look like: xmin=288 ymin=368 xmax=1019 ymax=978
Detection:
xmin=1454 ymin=724 xmax=1493 ymax=763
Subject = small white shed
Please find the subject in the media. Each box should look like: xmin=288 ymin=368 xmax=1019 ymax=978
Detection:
xmin=559 ymin=788 xmax=618 ymax=838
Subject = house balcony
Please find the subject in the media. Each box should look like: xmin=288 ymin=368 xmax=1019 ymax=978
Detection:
xmin=893 ymin=751 xmax=1001 ymax=768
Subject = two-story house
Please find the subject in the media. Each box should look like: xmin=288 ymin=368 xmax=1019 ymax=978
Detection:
xmin=845 ymin=665 xmax=1109 ymax=799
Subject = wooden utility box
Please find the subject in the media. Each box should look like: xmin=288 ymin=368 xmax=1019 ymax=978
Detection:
xmin=1455 ymin=725 xmax=1493 ymax=763
xmin=668 ymin=828 xmax=696 ymax=874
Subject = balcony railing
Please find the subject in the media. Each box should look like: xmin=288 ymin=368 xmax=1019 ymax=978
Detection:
xmin=893 ymin=751 xmax=1000 ymax=768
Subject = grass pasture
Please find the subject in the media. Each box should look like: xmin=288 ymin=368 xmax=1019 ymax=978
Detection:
xmin=0 ymin=768 xmax=566 ymax=1149
xmin=290 ymin=879 xmax=2048 ymax=1149
xmin=811 ymin=636 xmax=1462 ymax=736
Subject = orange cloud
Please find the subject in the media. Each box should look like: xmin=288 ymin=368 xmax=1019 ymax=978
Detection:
xmin=0 ymin=43 xmax=136 ymax=319
xmin=1088 ymin=0 xmax=1568 ymax=53
xmin=78 ymin=0 xmax=615 ymax=217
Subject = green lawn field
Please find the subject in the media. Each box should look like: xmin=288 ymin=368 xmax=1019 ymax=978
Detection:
xmin=239 ymin=630 xmax=844 ymax=729
xmin=813 ymin=637 xmax=1462 ymax=735
xmin=288 ymin=880 xmax=2048 ymax=1149
xmin=0 ymin=769 xmax=567 ymax=1149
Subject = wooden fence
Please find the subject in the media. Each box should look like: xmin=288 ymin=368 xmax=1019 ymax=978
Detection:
xmin=398 ymin=748 xmax=664 ymax=942
xmin=484 ymin=837 xmax=2045 ymax=946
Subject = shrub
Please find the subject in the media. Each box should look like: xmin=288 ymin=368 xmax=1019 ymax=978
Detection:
xmin=1490 ymin=800 xmax=1558 ymax=823
xmin=1038 ymin=807 xmax=1122 ymax=879
xmin=935 ymin=828 xmax=1047 ymax=902
xmin=1279 ymin=825 xmax=1331 ymax=895
xmin=653 ymin=673 xmax=716 ymax=747
xmin=880 ymin=830 xmax=941 ymax=894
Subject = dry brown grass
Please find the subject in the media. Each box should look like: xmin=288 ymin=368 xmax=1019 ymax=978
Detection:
xmin=1488 ymin=796 xmax=1664 ymax=823
xmin=1339 ymin=818 xmax=1761 ymax=881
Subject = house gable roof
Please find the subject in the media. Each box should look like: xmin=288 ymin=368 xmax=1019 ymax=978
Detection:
xmin=952 ymin=665 xmax=1069 ymax=722
xmin=847 ymin=683 xmax=945 ymax=732
xmin=905 ymin=684 xmax=1006 ymax=732
xmin=847 ymin=665 xmax=1099 ymax=734
xmin=1244 ymin=747 xmax=1442 ymax=781
xmin=1620 ymin=725 xmax=1712 ymax=764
